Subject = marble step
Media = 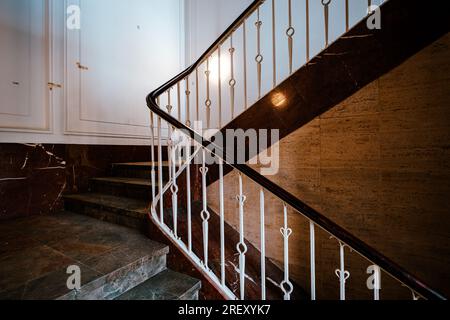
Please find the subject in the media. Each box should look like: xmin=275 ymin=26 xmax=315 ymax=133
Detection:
xmin=64 ymin=193 xmax=149 ymax=230
xmin=59 ymin=234 xmax=169 ymax=300
xmin=112 ymin=162 xmax=170 ymax=179
xmin=115 ymin=269 xmax=201 ymax=300
xmin=90 ymin=177 xmax=157 ymax=200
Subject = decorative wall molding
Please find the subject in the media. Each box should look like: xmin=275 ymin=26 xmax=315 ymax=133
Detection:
xmin=63 ymin=0 xmax=182 ymax=140
xmin=0 ymin=0 xmax=53 ymax=134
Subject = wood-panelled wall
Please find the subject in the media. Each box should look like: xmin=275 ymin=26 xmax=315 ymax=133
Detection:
xmin=208 ymin=33 xmax=450 ymax=299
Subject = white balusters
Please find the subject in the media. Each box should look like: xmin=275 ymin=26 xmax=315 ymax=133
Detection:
xmin=334 ymin=240 xmax=351 ymax=300
xmin=271 ymin=0 xmax=276 ymax=88
xmin=255 ymin=8 xmax=263 ymax=100
xmin=185 ymin=77 xmax=191 ymax=127
xmin=372 ymin=265 xmax=381 ymax=301
xmin=322 ymin=0 xmax=331 ymax=47
xmin=219 ymin=158 xmax=226 ymax=286
xmin=260 ymin=188 xmax=266 ymax=300
xmin=200 ymin=149 xmax=211 ymax=268
xmin=157 ymin=115 xmax=164 ymax=223
xmin=345 ymin=0 xmax=349 ymax=31
xmin=310 ymin=221 xmax=316 ymax=300
xmin=145 ymin=0 xmax=440 ymax=303
xmin=286 ymin=0 xmax=295 ymax=75
xmin=185 ymin=140 xmax=192 ymax=252
xmin=205 ymin=57 xmax=212 ymax=128
xmin=306 ymin=0 xmax=310 ymax=62
xmin=236 ymin=173 xmax=248 ymax=300
xmin=280 ymin=204 xmax=293 ymax=300
xmin=229 ymin=35 xmax=236 ymax=119
xmin=177 ymin=82 xmax=181 ymax=121
xmin=218 ymin=46 xmax=222 ymax=128
xmin=170 ymin=135 xmax=179 ymax=239
xmin=243 ymin=20 xmax=248 ymax=110
xmin=167 ymin=90 xmax=173 ymax=183
xmin=150 ymin=112 xmax=156 ymax=201
xmin=195 ymin=68 xmax=199 ymax=122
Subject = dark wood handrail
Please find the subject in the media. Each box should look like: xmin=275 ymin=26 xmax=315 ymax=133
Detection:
xmin=146 ymin=0 xmax=446 ymax=300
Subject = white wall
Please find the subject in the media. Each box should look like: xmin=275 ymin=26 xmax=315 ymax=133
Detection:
xmin=185 ymin=0 xmax=252 ymax=65
xmin=0 ymin=0 xmax=184 ymax=145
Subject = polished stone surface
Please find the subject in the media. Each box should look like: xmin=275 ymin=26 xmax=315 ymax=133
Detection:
xmin=0 ymin=211 xmax=168 ymax=300
xmin=63 ymin=193 xmax=149 ymax=230
xmin=0 ymin=144 xmax=161 ymax=220
xmin=115 ymin=269 xmax=201 ymax=300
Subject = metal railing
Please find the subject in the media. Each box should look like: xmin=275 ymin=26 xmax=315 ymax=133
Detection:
xmin=146 ymin=0 xmax=446 ymax=300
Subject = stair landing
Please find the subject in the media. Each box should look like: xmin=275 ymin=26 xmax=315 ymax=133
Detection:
xmin=0 ymin=212 xmax=199 ymax=300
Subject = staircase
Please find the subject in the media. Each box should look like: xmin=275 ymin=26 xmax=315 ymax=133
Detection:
xmin=64 ymin=162 xmax=167 ymax=231
xmin=62 ymin=162 xmax=201 ymax=300
xmin=143 ymin=0 xmax=448 ymax=301
xmin=60 ymin=0 xmax=448 ymax=300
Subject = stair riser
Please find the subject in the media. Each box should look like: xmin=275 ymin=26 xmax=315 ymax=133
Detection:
xmin=58 ymin=255 xmax=167 ymax=300
xmin=178 ymin=288 xmax=200 ymax=301
xmin=65 ymin=199 xmax=146 ymax=231
xmin=112 ymin=166 xmax=169 ymax=180
xmin=90 ymin=180 xmax=152 ymax=201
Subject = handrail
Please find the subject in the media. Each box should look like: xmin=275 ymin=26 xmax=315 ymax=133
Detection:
xmin=146 ymin=0 xmax=446 ymax=300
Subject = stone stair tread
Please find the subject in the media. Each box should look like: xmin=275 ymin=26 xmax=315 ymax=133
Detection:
xmin=113 ymin=162 xmax=169 ymax=168
xmin=112 ymin=161 xmax=183 ymax=168
xmin=0 ymin=212 xmax=170 ymax=300
xmin=91 ymin=176 xmax=154 ymax=187
xmin=115 ymin=269 xmax=201 ymax=300
xmin=64 ymin=193 xmax=148 ymax=216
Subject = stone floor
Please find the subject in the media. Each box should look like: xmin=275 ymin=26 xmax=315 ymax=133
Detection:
xmin=0 ymin=211 xmax=169 ymax=300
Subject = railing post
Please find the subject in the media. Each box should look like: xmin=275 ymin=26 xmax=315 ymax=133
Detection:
xmin=157 ymin=115 xmax=164 ymax=223
xmin=229 ymin=35 xmax=236 ymax=119
xmin=166 ymin=90 xmax=173 ymax=183
xmin=345 ymin=0 xmax=349 ymax=32
xmin=186 ymin=135 xmax=192 ymax=252
xmin=255 ymin=7 xmax=263 ymax=100
xmin=373 ymin=265 xmax=381 ymax=301
xmin=150 ymin=112 xmax=156 ymax=201
xmin=306 ymin=0 xmax=310 ymax=62
xmin=195 ymin=68 xmax=199 ymax=122
xmin=236 ymin=173 xmax=248 ymax=300
xmin=185 ymin=77 xmax=191 ymax=127
xmin=260 ymin=188 xmax=266 ymax=300
xmin=280 ymin=203 xmax=293 ymax=300
xmin=200 ymin=149 xmax=211 ymax=268
xmin=205 ymin=58 xmax=212 ymax=128
xmin=219 ymin=158 xmax=226 ymax=286
xmin=243 ymin=20 xmax=248 ymax=110
xmin=322 ymin=0 xmax=331 ymax=47
xmin=271 ymin=0 xmax=276 ymax=88
xmin=286 ymin=0 xmax=295 ymax=74
xmin=177 ymin=82 xmax=181 ymax=121
xmin=170 ymin=138 xmax=179 ymax=239
xmin=310 ymin=221 xmax=316 ymax=300
xmin=218 ymin=46 xmax=222 ymax=128
xmin=334 ymin=240 xmax=350 ymax=300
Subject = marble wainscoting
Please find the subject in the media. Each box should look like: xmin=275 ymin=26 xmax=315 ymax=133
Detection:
xmin=0 ymin=144 xmax=155 ymax=221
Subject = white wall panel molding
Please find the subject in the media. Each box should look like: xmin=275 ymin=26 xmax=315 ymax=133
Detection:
xmin=0 ymin=0 xmax=182 ymax=145
xmin=0 ymin=0 xmax=53 ymax=133
xmin=64 ymin=0 xmax=182 ymax=140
